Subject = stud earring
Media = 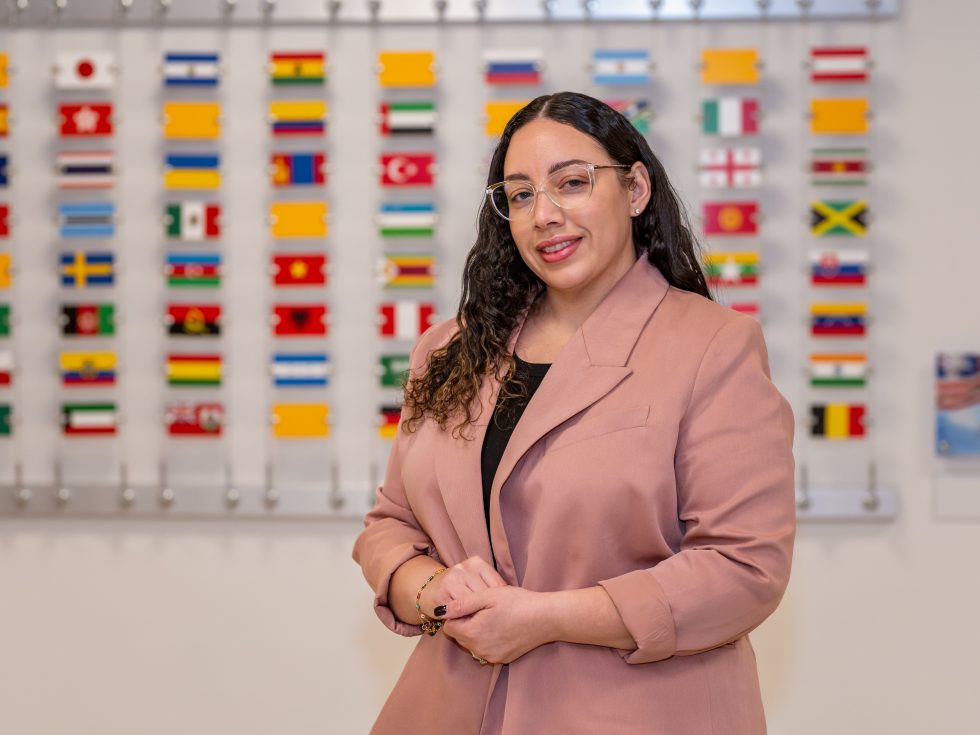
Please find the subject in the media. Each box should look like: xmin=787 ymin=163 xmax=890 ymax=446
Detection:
xmin=633 ymin=208 xmax=641 ymax=215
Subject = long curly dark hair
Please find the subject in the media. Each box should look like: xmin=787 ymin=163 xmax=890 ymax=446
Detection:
xmin=402 ymin=91 xmax=711 ymax=439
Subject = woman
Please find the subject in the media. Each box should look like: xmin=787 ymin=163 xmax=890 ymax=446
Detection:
xmin=353 ymin=91 xmax=795 ymax=734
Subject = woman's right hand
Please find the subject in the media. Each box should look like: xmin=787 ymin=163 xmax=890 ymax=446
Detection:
xmin=418 ymin=556 xmax=508 ymax=618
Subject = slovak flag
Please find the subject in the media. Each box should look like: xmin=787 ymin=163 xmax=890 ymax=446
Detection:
xmin=380 ymin=153 xmax=435 ymax=187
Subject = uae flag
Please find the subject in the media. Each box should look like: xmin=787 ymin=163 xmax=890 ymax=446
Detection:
xmin=54 ymin=51 xmax=116 ymax=90
xmin=62 ymin=402 xmax=117 ymax=435
xmin=379 ymin=301 xmax=436 ymax=340
xmin=379 ymin=101 xmax=437 ymax=136
xmin=272 ymin=305 xmax=327 ymax=336
xmin=165 ymin=202 xmax=221 ymax=240
xmin=810 ymin=403 xmax=866 ymax=438
xmin=810 ymin=47 xmax=870 ymax=83
xmin=166 ymin=401 xmax=224 ymax=436
xmin=62 ymin=304 xmax=114 ymax=336
xmin=702 ymin=97 xmax=759 ymax=137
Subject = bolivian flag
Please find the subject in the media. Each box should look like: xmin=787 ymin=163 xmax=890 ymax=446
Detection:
xmin=167 ymin=353 xmax=222 ymax=386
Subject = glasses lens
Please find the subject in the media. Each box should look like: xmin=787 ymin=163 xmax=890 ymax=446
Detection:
xmin=545 ymin=164 xmax=594 ymax=210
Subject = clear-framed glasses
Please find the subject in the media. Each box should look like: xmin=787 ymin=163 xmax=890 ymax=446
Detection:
xmin=485 ymin=162 xmax=632 ymax=221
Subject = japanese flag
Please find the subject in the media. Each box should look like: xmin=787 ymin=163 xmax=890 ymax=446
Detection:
xmin=54 ymin=51 xmax=116 ymax=90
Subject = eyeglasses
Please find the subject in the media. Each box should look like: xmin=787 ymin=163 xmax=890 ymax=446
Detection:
xmin=485 ymin=162 xmax=632 ymax=221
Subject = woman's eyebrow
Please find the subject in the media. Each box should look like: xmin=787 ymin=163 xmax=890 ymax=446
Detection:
xmin=503 ymin=159 xmax=589 ymax=182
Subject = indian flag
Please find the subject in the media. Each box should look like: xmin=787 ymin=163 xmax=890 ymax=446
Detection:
xmin=810 ymin=353 xmax=868 ymax=387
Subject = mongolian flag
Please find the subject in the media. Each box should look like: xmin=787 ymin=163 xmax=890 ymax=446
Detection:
xmin=700 ymin=48 xmax=760 ymax=85
xmin=271 ymin=353 xmax=330 ymax=387
xmin=163 ymin=153 xmax=221 ymax=190
xmin=0 ymin=404 xmax=10 ymax=436
xmin=61 ymin=402 xmax=117 ymax=436
xmin=698 ymin=147 xmax=761 ymax=188
xmin=166 ymin=304 xmax=221 ymax=337
xmin=60 ymin=251 xmax=114 ymax=288
xmin=54 ymin=51 xmax=116 ymax=90
xmin=379 ymin=253 xmax=435 ymax=289
xmin=702 ymin=97 xmax=759 ymax=137
xmin=377 ymin=202 xmax=436 ymax=237
xmin=379 ymin=301 xmax=436 ymax=340
xmin=269 ymin=202 xmax=328 ymax=238
xmin=61 ymin=304 xmax=114 ymax=336
xmin=271 ymin=402 xmax=329 ymax=438
xmin=379 ymin=354 xmax=410 ymax=389
xmin=56 ymin=150 xmax=115 ymax=189
xmin=269 ymin=51 xmax=325 ymax=85
xmin=380 ymin=153 xmax=435 ymax=187
xmin=810 ymin=199 xmax=868 ymax=237
xmin=166 ymin=353 xmax=222 ymax=386
xmin=0 ymin=349 xmax=11 ymax=385
xmin=483 ymin=50 xmax=542 ymax=85
xmin=377 ymin=51 xmax=436 ymax=87
xmin=0 ymin=103 xmax=8 ymax=136
xmin=0 ymin=253 xmax=9 ymax=288
xmin=810 ymin=353 xmax=868 ymax=388
xmin=811 ymin=148 xmax=868 ymax=186
xmin=269 ymin=100 xmax=327 ymax=136
xmin=58 ymin=202 xmax=115 ymax=238
xmin=378 ymin=101 xmax=437 ymax=136
xmin=810 ymin=302 xmax=866 ymax=337
xmin=166 ymin=253 xmax=222 ymax=288
xmin=810 ymin=47 xmax=870 ymax=84
xmin=605 ymin=99 xmax=651 ymax=135
xmin=703 ymin=251 xmax=759 ymax=286
xmin=163 ymin=52 xmax=220 ymax=87
xmin=165 ymin=401 xmax=224 ymax=436
xmin=810 ymin=98 xmax=868 ymax=135
xmin=271 ymin=152 xmax=326 ymax=186
xmin=162 ymin=101 xmax=221 ymax=139
xmin=484 ymin=101 xmax=528 ymax=137
xmin=59 ymin=351 xmax=116 ymax=387
xmin=165 ymin=202 xmax=221 ymax=240
xmin=591 ymin=49 xmax=650 ymax=86
xmin=0 ymin=304 xmax=9 ymax=337
xmin=271 ymin=253 xmax=327 ymax=287
xmin=272 ymin=304 xmax=327 ymax=336
xmin=378 ymin=405 xmax=401 ymax=439
xmin=809 ymin=249 xmax=869 ymax=285
xmin=703 ymin=201 xmax=759 ymax=236
xmin=0 ymin=204 xmax=7 ymax=236
xmin=810 ymin=403 xmax=866 ymax=438
xmin=58 ymin=102 xmax=113 ymax=137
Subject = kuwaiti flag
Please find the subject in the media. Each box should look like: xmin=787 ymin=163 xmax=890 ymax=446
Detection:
xmin=271 ymin=353 xmax=330 ymax=387
xmin=592 ymin=49 xmax=651 ymax=86
xmin=61 ymin=402 xmax=117 ymax=435
xmin=54 ymin=51 xmax=116 ymax=90
xmin=809 ymin=249 xmax=869 ymax=286
xmin=163 ymin=52 xmax=220 ymax=87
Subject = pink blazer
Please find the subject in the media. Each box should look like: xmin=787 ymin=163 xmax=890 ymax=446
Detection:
xmin=353 ymin=256 xmax=796 ymax=735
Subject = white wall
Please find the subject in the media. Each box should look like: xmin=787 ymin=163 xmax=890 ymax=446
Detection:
xmin=3 ymin=1 xmax=980 ymax=733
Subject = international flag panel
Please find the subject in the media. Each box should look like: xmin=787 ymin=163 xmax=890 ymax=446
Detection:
xmin=0 ymin=349 xmax=11 ymax=385
xmin=811 ymin=148 xmax=868 ymax=186
xmin=269 ymin=101 xmax=326 ymax=136
xmin=58 ymin=202 xmax=115 ymax=238
xmin=56 ymin=151 xmax=115 ymax=189
xmin=810 ymin=98 xmax=868 ymax=135
xmin=378 ymin=101 xmax=437 ymax=136
xmin=271 ymin=402 xmax=329 ymax=438
xmin=0 ymin=204 xmax=8 ymax=235
xmin=61 ymin=251 xmax=114 ymax=288
xmin=0 ymin=154 xmax=7 ymax=187
xmin=165 ymin=401 xmax=224 ymax=436
xmin=269 ymin=202 xmax=328 ymax=238
xmin=61 ymin=303 xmax=114 ymax=336
xmin=483 ymin=50 xmax=542 ymax=85
xmin=58 ymin=102 xmax=113 ymax=137
xmin=0 ymin=304 xmax=10 ymax=337
xmin=377 ymin=51 xmax=436 ymax=88
xmin=700 ymin=48 xmax=760 ymax=86
xmin=166 ymin=353 xmax=221 ymax=386
xmin=704 ymin=251 xmax=759 ymax=286
xmin=698 ymin=147 xmax=761 ymax=188
xmin=271 ymin=352 xmax=330 ymax=387
xmin=379 ymin=354 xmax=410 ymax=389
xmin=604 ymin=99 xmax=651 ymax=135
xmin=809 ymin=47 xmax=870 ymax=84
xmin=0 ymin=52 xmax=7 ymax=88
xmin=809 ymin=353 xmax=868 ymax=388
xmin=166 ymin=254 xmax=221 ymax=288
xmin=809 ymin=249 xmax=869 ymax=286
xmin=166 ymin=304 xmax=221 ymax=336
xmin=163 ymin=52 xmax=220 ymax=87
xmin=0 ymin=404 xmax=11 ymax=436
xmin=62 ymin=402 xmax=117 ymax=436
xmin=702 ymin=201 xmax=759 ymax=236
xmin=272 ymin=304 xmax=327 ymax=336
xmin=380 ymin=153 xmax=435 ymax=187
xmin=0 ymin=253 xmax=10 ymax=288
xmin=378 ymin=405 xmax=401 ymax=439
xmin=379 ymin=301 xmax=436 ymax=339
xmin=377 ymin=202 xmax=436 ymax=237
xmin=591 ymin=49 xmax=651 ymax=86
xmin=53 ymin=51 xmax=116 ymax=90
xmin=165 ymin=202 xmax=221 ymax=240
xmin=0 ymin=103 xmax=8 ymax=136
xmin=810 ymin=302 xmax=867 ymax=337
xmin=485 ymin=101 xmax=527 ymax=137
xmin=379 ymin=253 xmax=435 ymax=289
xmin=702 ymin=97 xmax=759 ymax=137
xmin=810 ymin=199 xmax=868 ymax=237
xmin=810 ymin=402 xmax=866 ymax=438
xmin=269 ymin=51 xmax=325 ymax=85
xmin=162 ymin=101 xmax=221 ymax=139
xmin=271 ymin=152 xmax=326 ymax=186
xmin=59 ymin=351 xmax=116 ymax=387
xmin=272 ymin=253 xmax=327 ymax=287
xmin=164 ymin=154 xmax=220 ymax=190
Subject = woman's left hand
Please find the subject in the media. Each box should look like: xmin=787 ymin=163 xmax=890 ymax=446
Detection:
xmin=437 ymin=586 xmax=556 ymax=665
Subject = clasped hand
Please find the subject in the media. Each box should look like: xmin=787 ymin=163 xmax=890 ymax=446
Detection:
xmin=418 ymin=556 xmax=554 ymax=665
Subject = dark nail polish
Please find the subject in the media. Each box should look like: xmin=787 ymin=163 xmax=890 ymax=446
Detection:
xmin=434 ymin=605 xmax=447 ymax=617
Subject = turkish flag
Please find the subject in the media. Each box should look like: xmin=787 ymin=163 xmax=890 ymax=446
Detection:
xmin=59 ymin=103 xmax=114 ymax=137
xmin=380 ymin=153 xmax=435 ymax=187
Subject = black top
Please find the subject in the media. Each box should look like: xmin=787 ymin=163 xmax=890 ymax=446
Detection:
xmin=480 ymin=353 xmax=552 ymax=563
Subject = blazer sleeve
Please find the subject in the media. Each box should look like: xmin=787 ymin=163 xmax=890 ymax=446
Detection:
xmin=351 ymin=327 xmax=446 ymax=637
xmin=598 ymin=315 xmax=796 ymax=664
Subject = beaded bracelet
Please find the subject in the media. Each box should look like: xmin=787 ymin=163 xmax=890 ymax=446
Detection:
xmin=415 ymin=567 xmax=447 ymax=636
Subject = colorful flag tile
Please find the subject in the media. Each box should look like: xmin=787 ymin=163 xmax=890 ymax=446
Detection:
xmin=163 ymin=52 xmax=220 ymax=87
xmin=166 ymin=304 xmax=221 ymax=337
xmin=811 ymin=148 xmax=868 ymax=186
xmin=272 ymin=304 xmax=327 ymax=336
xmin=483 ymin=50 xmax=542 ymax=85
xmin=379 ymin=301 xmax=436 ymax=339
xmin=703 ymin=201 xmax=759 ymax=236
xmin=377 ymin=202 xmax=436 ymax=237
xmin=810 ymin=403 xmax=866 ymax=438
xmin=809 ymin=249 xmax=869 ymax=285
xmin=164 ymin=153 xmax=220 ymax=190
xmin=810 ymin=199 xmax=868 ymax=237
xmin=810 ymin=47 xmax=869 ymax=84
xmin=0 ymin=154 xmax=7 ymax=187
xmin=380 ymin=253 xmax=435 ymax=289
xmin=810 ymin=98 xmax=869 ymax=135
xmin=269 ymin=202 xmax=328 ymax=238
xmin=271 ymin=402 xmax=329 ymax=438
xmin=0 ymin=404 xmax=11 ymax=436
xmin=165 ymin=401 xmax=224 ymax=436
xmin=0 ymin=53 xmax=7 ymax=89
xmin=271 ymin=152 xmax=326 ymax=186
xmin=0 ymin=349 xmax=11 ymax=385
xmin=61 ymin=304 xmax=114 ymax=336
xmin=60 ymin=251 xmax=114 ymax=288
xmin=592 ymin=49 xmax=650 ymax=86
xmin=165 ymin=202 xmax=221 ymax=240
xmin=58 ymin=202 xmax=115 ymax=238
xmin=58 ymin=102 xmax=113 ymax=137
xmin=0 ymin=253 xmax=9 ymax=288
xmin=379 ymin=354 xmax=410 ymax=389
xmin=0 ymin=304 xmax=9 ymax=337
xmin=59 ymin=351 xmax=116 ymax=387
xmin=380 ymin=153 xmax=435 ymax=187
xmin=269 ymin=100 xmax=326 ymax=136
xmin=810 ymin=353 xmax=868 ymax=388
xmin=699 ymin=147 xmax=761 ymax=188
xmin=378 ymin=101 xmax=437 ymax=136
xmin=163 ymin=101 xmax=221 ymax=139
xmin=54 ymin=51 xmax=116 ymax=90
xmin=701 ymin=48 xmax=759 ymax=85
xmin=166 ymin=253 xmax=221 ymax=288
xmin=378 ymin=404 xmax=401 ymax=439
xmin=166 ymin=353 xmax=222 ymax=386
xmin=0 ymin=103 xmax=8 ymax=136
xmin=605 ymin=98 xmax=651 ymax=135
xmin=0 ymin=203 xmax=7 ymax=236
xmin=378 ymin=51 xmax=436 ymax=87
xmin=62 ymin=402 xmax=117 ymax=435
xmin=271 ymin=253 xmax=327 ymax=287
xmin=484 ymin=100 xmax=528 ymax=137
xmin=269 ymin=52 xmax=325 ymax=85
xmin=271 ymin=352 xmax=330 ymax=387
xmin=704 ymin=251 xmax=759 ymax=286
xmin=702 ymin=97 xmax=759 ymax=137
xmin=56 ymin=150 xmax=114 ymax=189
xmin=810 ymin=302 xmax=867 ymax=336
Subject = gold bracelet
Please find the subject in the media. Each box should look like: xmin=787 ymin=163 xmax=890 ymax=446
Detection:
xmin=415 ymin=567 xmax=447 ymax=636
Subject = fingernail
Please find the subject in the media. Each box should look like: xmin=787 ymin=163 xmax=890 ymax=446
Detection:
xmin=434 ymin=605 xmax=447 ymax=617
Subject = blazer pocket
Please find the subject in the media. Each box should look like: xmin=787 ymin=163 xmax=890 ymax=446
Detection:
xmin=545 ymin=404 xmax=651 ymax=454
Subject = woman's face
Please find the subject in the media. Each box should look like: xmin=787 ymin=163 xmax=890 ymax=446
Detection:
xmin=502 ymin=117 xmax=650 ymax=302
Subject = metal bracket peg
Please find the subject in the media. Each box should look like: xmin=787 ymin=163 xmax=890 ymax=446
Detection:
xmin=328 ymin=460 xmax=344 ymax=511
xmin=263 ymin=462 xmax=279 ymax=509
xmin=326 ymin=0 xmax=342 ymax=21
xmin=158 ymin=460 xmax=175 ymax=508
xmin=861 ymin=461 xmax=880 ymax=511
xmin=367 ymin=0 xmax=380 ymax=22
xmin=796 ymin=463 xmax=811 ymax=511
xmin=223 ymin=463 xmax=240 ymax=509
xmin=119 ymin=463 xmax=135 ymax=508
xmin=13 ymin=463 xmax=32 ymax=507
